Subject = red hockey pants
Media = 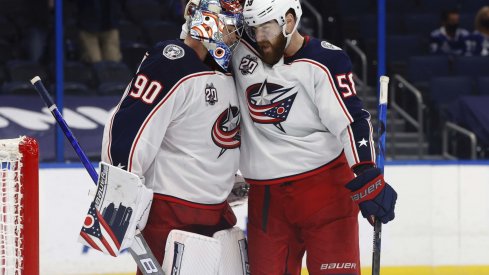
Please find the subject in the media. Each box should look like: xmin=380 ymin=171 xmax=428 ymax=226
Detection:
xmin=247 ymin=154 xmax=360 ymax=275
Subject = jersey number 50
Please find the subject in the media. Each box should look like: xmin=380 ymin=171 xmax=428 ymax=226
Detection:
xmin=129 ymin=74 xmax=163 ymax=104
xmin=335 ymin=72 xmax=357 ymax=98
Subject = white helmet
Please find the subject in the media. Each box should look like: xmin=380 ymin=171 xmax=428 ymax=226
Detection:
xmin=243 ymin=0 xmax=302 ymax=43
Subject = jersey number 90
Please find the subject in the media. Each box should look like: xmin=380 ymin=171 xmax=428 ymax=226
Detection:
xmin=129 ymin=74 xmax=163 ymax=104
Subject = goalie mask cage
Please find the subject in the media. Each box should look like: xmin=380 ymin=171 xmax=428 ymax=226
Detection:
xmin=0 ymin=137 xmax=39 ymax=275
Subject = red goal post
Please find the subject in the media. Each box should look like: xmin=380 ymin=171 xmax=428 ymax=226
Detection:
xmin=0 ymin=136 xmax=39 ymax=275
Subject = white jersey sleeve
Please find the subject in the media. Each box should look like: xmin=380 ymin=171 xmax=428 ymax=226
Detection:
xmin=308 ymin=47 xmax=376 ymax=169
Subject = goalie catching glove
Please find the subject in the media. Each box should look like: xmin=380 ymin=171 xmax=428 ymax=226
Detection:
xmin=78 ymin=162 xmax=153 ymax=257
xmin=345 ymin=167 xmax=397 ymax=225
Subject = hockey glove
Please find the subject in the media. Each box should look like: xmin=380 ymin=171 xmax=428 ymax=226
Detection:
xmin=345 ymin=167 xmax=397 ymax=225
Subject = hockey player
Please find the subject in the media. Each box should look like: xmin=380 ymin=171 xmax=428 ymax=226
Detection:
xmin=101 ymin=0 xmax=248 ymax=274
xmin=231 ymin=0 xmax=398 ymax=274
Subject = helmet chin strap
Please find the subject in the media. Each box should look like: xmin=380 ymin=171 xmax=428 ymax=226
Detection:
xmin=282 ymin=20 xmax=300 ymax=49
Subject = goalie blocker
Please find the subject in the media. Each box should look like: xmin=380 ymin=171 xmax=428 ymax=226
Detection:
xmin=79 ymin=162 xmax=153 ymax=256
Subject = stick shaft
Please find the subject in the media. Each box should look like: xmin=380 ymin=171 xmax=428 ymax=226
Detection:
xmin=372 ymin=220 xmax=382 ymax=275
xmin=372 ymin=75 xmax=389 ymax=275
xmin=31 ymin=77 xmax=98 ymax=183
xmin=31 ymin=76 xmax=165 ymax=275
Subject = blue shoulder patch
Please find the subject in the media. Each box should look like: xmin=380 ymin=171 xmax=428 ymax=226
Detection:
xmin=146 ymin=40 xmax=210 ymax=79
xmin=162 ymin=43 xmax=186 ymax=60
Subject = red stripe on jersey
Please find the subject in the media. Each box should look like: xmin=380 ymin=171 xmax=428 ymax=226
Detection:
xmin=347 ymin=126 xmax=360 ymax=163
xmin=292 ymin=59 xmax=354 ymax=123
xmin=128 ymin=71 xmax=216 ymax=172
xmin=245 ymin=152 xmax=345 ymax=185
xmin=153 ymin=193 xmax=227 ymax=210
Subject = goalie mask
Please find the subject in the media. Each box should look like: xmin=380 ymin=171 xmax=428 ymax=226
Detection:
xmin=187 ymin=0 xmax=244 ymax=71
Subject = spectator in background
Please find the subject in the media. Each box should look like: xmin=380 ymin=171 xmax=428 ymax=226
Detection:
xmin=76 ymin=0 xmax=122 ymax=63
xmin=22 ymin=0 xmax=54 ymax=64
xmin=430 ymin=9 xmax=470 ymax=56
xmin=467 ymin=6 xmax=489 ymax=56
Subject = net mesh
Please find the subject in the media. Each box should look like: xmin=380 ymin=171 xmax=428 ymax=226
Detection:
xmin=0 ymin=137 xmax=24 ymax=275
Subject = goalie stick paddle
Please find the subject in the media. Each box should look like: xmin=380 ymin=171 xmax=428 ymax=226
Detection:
xmin=30 ymin=76 xmax=165 ymax=275
xmin=372 ymin=76 xmax=390 ymax=275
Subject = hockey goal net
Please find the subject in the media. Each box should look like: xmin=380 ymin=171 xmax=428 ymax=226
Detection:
xmin=0 ymin=137 xmax=39 ymax=275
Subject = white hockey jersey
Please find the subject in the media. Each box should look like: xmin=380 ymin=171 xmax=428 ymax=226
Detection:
xmin=232 ymin=37 xmax=375 ymax=184
xmin=102 ymin=40 xmax=240 ymax=207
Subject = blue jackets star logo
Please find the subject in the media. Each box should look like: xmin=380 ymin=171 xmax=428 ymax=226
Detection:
xmin=246 ymin=79 xmax=297 ymax=133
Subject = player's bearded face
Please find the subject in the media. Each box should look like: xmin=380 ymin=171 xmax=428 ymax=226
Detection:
xmin=250 ymin=20 xmax=286 ymax=65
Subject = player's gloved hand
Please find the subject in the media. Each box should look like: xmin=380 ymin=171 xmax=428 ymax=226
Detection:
xmin=345 ymin=167 xmax=397 ymax=225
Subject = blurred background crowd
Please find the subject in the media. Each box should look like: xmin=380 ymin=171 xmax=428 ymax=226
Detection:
xmin=0 ymin=0 xmax=488 ymax=161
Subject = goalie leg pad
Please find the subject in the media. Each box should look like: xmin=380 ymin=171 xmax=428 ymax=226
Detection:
xmin=162 ymin=230 xmax=221 ymax=275
xmin=213 ymin=227 xmax=250 ymax=275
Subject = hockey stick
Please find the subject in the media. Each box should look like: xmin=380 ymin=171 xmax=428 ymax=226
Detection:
xmin=372 ymin=76 xmax=389 ymax=275
xmin=30 ymin=76 xmax=165 ymax=275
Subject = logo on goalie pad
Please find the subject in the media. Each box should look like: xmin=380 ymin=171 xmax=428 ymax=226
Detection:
xmin=238 ymin=239 xmax=250 ymax=274
xmin=163 ymin=44 xmax=185 ymax=60
xmin=171 ymin=242 xmax=185 ymax=275
xmin=80 ymin=202 xmax=130 ymax=256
